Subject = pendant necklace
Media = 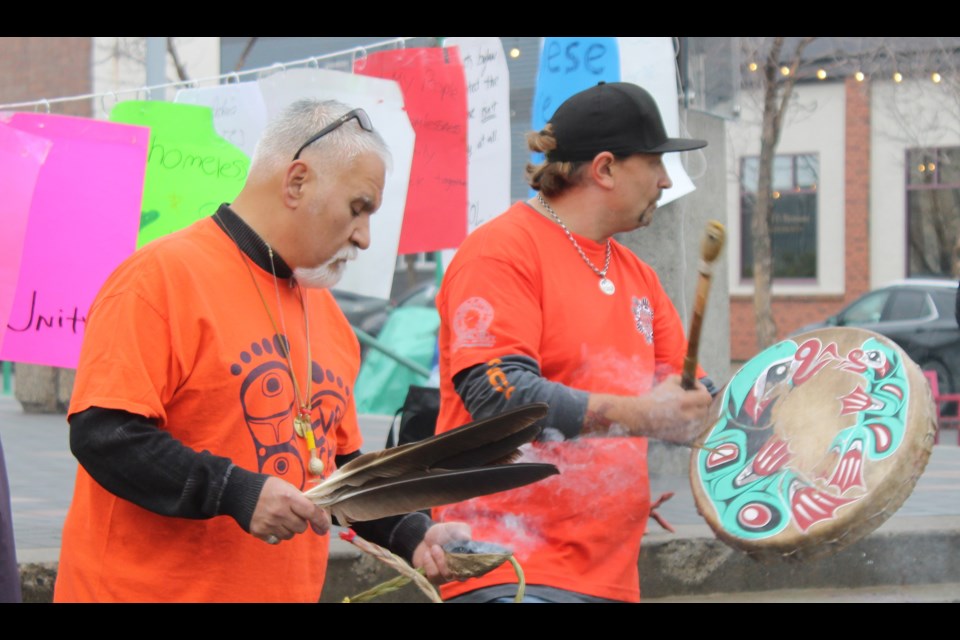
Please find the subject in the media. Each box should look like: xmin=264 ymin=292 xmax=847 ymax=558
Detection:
xmin=217 ymin=213 xmax=324 ymax=478
xmin=537 ymin=192 xmax=615 ymax=295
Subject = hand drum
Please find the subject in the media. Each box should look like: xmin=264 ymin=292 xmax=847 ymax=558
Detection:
xmin=689 ymin=327 xmax=936 ymax=562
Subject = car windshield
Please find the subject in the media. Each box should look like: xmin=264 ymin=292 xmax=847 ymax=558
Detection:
xmin=841 ymin=291 xmax=888 ymax=324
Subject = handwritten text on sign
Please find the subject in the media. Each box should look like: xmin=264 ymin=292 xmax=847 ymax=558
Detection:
xmin=532 ymin=37 xmax=620 ymax=132
xmin=357 ymin=48 xmax=469 ymax=254
xmin=175 ymin=82 xmax=269 ymax=158
xmin=0 ymin=112 xmax=147 ymax=369
xmin=110 ymin=101 xmax=249 ymax=249
xmin=446 ymin=37 xmax=512 ymax=233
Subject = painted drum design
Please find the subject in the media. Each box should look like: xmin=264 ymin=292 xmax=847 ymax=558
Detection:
xmin=690 ymin=327 xmax=937 ymax=562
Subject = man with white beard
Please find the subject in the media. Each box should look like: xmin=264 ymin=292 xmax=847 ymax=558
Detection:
xmin=54 ymin=100 xmax=468 ymax=603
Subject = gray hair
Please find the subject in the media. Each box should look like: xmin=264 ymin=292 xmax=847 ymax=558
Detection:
xmin=250 ymin=98 xmax=392 ymax=175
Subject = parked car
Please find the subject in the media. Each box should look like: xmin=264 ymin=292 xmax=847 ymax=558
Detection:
xmin=792 ymin=278 xmax=960 ymax=393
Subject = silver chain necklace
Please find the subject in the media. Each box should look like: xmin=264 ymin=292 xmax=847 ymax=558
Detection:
xmin=537 ymin=192 xmax=615 ymax=295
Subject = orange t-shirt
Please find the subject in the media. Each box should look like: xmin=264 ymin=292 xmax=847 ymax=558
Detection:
xmin=434 ymin=202 xmax=696 ymax=602
xmin=54 ymin=217 xmax=363 ymax=602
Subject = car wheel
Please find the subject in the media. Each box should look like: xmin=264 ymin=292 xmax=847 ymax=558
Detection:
xmin=922 ymin=359 xmax=955 ymax=395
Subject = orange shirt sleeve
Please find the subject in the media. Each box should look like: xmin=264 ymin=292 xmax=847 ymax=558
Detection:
xmin=69 ymin=283 xmax=179 ymax=426
xmin=442 ymin=251 xmax=544 ymax=380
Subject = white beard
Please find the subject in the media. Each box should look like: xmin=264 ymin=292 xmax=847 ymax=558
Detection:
xmin=294 ymin=246 xmax=358 ymax=290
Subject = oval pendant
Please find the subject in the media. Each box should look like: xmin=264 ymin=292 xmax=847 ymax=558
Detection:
xmin=294 ymin=413 xmax=310 ymax=437
xmin=599 ymin=278 xmax=615 ymax=295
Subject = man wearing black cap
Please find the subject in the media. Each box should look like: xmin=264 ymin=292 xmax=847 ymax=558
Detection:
xmin=432 ymin=82 xmax=714 ymax=603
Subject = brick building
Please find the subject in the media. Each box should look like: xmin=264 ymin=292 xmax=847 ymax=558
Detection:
xmin=724 ymin=38 xmax=960 ymax=365
xmin=0 ymin=38 xmax=92 ymax=117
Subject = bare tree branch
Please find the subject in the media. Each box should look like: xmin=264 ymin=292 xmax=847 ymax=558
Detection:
xmin=773 ymin=38 xmax=815 ymax=136
xmin=740 ymin=36 xmax=960 ymax=349
xmin=234 ymin=37 xmax=259 ymax=73
xmin=167 ymin=37 xmax=190 ymax=82
xmin=749 ymin=36 xmax=820 ymax=349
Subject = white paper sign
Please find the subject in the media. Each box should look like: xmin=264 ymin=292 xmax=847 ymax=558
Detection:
xmin=174 ymin=82 xmax=269 ymax=158
xmin=445 ymin=37 xmax=512 ymax=232
xmin=258 ymin=68 xmax=415 ymax=300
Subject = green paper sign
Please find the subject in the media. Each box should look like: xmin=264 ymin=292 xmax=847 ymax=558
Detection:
xmin=109 ymin=101 xmax=250 ymax=248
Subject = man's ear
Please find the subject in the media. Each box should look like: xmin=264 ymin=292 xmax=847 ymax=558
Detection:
xmin=283 ymin=160 xmax=309 ymax=208
xmin=589 ymin=152 xmax=617 ymax=190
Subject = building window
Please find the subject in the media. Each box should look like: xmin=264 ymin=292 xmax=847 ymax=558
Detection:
xmin=906 ymin=147 xmax=960 ymax=278
xmin=739 ymin=154 xmax=819 ymax=281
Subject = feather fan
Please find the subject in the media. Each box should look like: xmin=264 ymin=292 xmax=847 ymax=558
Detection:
xmin=303 ymin=403 xmax=557 ymax=524
xmin=317 ymin=463 xmax=559 ymax=525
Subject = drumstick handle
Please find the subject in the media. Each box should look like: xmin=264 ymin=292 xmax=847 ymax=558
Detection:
xmin=681 ymin=221 xmax=726 ymax=391
xmin=681 ymin=275 xmax=711 ymax=390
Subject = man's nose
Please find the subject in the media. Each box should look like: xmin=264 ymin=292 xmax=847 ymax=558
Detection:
xmin=660 ymin=168 xmax=673 ymax=190
xmin=351 ymin=216 xmax=371 ymax=251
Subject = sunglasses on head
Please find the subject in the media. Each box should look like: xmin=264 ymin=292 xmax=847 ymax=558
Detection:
xmin=293 ymin=108 xmax=374 ymax=161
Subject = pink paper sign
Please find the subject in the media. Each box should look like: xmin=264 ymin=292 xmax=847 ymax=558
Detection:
xmin=357 ymin=48 xmax=469 ymax=254
xmin=0 ymin=113 xmax=148 ymax=369
xmin=0 ymin=122 xmax=50 ymax=355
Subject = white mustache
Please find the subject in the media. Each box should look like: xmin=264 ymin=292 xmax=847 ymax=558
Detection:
xmin=293 ymin=245 xmax=359 ymax=290
xmin=332 ymin=245 xmax=359 ymax=263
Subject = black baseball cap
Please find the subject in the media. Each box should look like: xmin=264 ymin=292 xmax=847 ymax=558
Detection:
xmin=545 ymin=81 xmax=707 ymax=162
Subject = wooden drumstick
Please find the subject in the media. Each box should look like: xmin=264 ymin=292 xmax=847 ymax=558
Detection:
xmin=681 ymin=220 xmax=726 ymax=391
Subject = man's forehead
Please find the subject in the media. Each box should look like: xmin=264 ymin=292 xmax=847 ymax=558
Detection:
xmin=350 ymin=152 xmax=386 ymax=209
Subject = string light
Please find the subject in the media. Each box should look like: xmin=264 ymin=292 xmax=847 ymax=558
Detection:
xmin=817 ymin=69 xmax=827 ymax=80
xmin=855 ymin=71 xmax=865 ymax=82
xmin=893 ymin=72 xmax=903 ymax=83
xmin=748 ymin=62 xmax=758 ymax=72
xmin=509 ymin=48 xmax=520 ymax=59
xmin=932 ymin=72 xmax=942 ymax=83
xmin=780 ymin=66 xmax=790 ymax=76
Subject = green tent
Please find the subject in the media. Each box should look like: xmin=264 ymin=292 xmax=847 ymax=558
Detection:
xmin=354 ymin=306 xmax=439 ymax=416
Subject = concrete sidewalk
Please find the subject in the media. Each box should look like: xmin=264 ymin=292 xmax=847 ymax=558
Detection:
xmin=2 ymin=390 xmax=960 ymax=602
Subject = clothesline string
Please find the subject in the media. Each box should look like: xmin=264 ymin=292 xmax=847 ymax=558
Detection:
xmin=0 ymin=37 xmax=417 ymax=112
